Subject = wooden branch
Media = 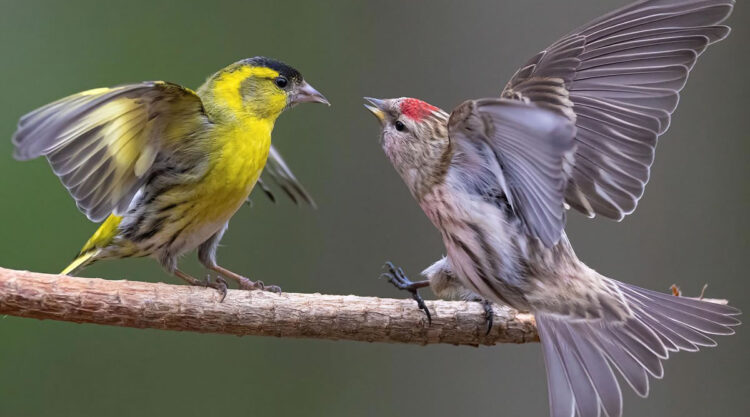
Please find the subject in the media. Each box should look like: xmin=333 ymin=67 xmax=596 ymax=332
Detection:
xmin=0 ymin=267 xmax=538 ymax=346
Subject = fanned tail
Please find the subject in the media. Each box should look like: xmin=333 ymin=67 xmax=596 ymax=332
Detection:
xmin=536 ymin=279 xmax=740 ymax=417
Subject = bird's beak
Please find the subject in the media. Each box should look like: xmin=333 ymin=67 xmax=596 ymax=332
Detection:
xmin=363 ymin=97 xmax=386 ymax=123
xmin=290 ymin=81 xmax=330 ymax=107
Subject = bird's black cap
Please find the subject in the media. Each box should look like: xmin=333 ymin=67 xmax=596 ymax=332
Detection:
xmin=242 ymin=56 xmax=303 ymax=83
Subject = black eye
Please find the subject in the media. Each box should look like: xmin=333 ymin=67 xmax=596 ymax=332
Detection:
xmin=274 ymin=77 xmax=288 ymax=88
xmin=394 ymin=120 xmax=406 ymax=131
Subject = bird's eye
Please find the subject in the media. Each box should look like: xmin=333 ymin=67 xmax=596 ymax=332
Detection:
xmin=394 ymin=120 xmax=406 ymax=132
xmin=274 ymin=77 xmax=288 ymax=88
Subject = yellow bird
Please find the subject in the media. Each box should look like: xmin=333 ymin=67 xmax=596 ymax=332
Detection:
xmin=12 ymin=57 xmax=329 ymax=298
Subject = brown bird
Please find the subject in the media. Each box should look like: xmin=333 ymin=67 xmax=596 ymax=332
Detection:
xmin=364 ymin=1 xmax=740 ymax=417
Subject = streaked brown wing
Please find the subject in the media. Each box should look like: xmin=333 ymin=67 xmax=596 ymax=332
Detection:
xmin=501 ymin=0 xmax=734 ymax=220
xmin=12 ymin=82 xmax=207 ymax=222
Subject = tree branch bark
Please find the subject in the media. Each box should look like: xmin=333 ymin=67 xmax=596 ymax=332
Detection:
xmin=0 ymin=267 xmax=538 ymax=346
xmin=0 ymin=267 xmax=728 ymax=346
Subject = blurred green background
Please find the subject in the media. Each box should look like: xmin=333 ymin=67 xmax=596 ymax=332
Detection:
xmin=0 ymin=0 xmax=747 ymax=416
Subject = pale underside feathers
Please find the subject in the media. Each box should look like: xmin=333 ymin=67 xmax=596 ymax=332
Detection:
xmin=501 ymin=0 xmax=734 ymax=221
xmin=12 ymin=82 xmax=314 ymax=222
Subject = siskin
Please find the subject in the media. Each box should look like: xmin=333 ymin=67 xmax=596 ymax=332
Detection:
xmin=365 ymin=1 xmax=740 ymax=417
xmin=12 ymin=57 xmax=328 ymax=298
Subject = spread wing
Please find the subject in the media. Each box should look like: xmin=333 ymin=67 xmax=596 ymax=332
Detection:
xmin=256 ymin=145 xmax=316 ymax=208
xmin=448 ymin=99 xmax=576 ymax=247
xmin=501 ymin=0 xmax=734 ymax=220
xmin=12 ymin=82 xmax=208 ymax=222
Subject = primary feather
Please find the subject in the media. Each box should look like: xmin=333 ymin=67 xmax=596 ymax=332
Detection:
xmin=502 ymin=0 xmax=734 ymax=220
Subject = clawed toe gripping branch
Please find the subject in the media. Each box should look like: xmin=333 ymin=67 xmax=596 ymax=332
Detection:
xmin=381 ymin=261 xmax=432 ymax=324
xmin=380 ymin=262 xmax=495 ymax=334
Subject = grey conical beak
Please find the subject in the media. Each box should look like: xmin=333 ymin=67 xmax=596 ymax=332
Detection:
xmin=291 ymin=81 xmax=330 ymax=106
xmin=363 ymin=97 xmax=386 ymax=123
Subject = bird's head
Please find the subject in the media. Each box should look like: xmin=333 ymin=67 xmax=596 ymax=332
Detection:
xmin=364 ymin=97 xmax=451 ymax=198
xmin=200 ymin=56 xmax=329 ymax=122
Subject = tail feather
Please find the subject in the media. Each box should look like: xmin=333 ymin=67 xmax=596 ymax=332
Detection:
xmin=538 ymin=318 xmax=577 ymax=417
xmin=626 ymin=284 xmax=740 ymax=317
xmin=591 ymin=324 xmax=650 ymax=398
xmin=564 ymin=324 xmax=621 ymax=417
xmin=603 ymin=325 xmax=664 ymax=378
xmin=60 ymin=213 xmax=121 ymax=276
xmin=60 ymin=250 xmax=98 ymax=275
xmin=621 ymin=285 xmax=740 ymax=333
xmin=537 ymin=279 xmax=740 ymax=417
xmin=557 ymin=323 xmax=607 ymax=417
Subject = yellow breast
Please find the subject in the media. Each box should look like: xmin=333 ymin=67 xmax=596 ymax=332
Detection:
xmin=193 ymin=119 xmax=273 ymax=223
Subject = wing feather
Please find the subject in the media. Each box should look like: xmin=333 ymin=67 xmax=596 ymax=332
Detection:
xmin=256 ymin=145 xmax=316 ymax=208
xmin=448 ymin=99 xmax=576 ymax=247
xmin=501 ymin=0 xmax=734 ymax=220
xmin=12 ymin=82 xmax=207 ymax=222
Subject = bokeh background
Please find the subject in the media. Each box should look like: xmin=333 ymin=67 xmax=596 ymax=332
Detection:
xmin=0 ymin=0 xmax=747 ymax=416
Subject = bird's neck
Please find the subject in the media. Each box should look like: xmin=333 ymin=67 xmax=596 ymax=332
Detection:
xmin=403 ymin=136 xmax=453 ymax=201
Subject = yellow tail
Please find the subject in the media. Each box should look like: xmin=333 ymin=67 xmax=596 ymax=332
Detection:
xmin=60 ymin=251 xmax=98 ymax=275
xmin=61 ymin=214 xmax=123 ymax=275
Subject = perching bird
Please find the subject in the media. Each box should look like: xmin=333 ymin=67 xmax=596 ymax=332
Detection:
xmin=12 ymin=57 xmax=328 ymax=297
xmin=364 ymin=1 xmax=740 ymax=416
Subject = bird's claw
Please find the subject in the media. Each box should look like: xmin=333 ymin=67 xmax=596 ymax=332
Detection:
xmin=481 ymin=299 xmax=494 ymax=335
xmin=381 ymin=262 xmax=432 ymax=325
xmin=411 ymin=291 xmax=432 ymax=325
xmin=262 ymin=283 xmax=283 ymax=294
xmin=238 ymin=277 xmax=282 ymax=294
xmin=204 ymin=274 xmax=228 ymax=302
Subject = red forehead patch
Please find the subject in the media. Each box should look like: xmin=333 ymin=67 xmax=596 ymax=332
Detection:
xmin=400 ymin=98 xmax=439 ymax=121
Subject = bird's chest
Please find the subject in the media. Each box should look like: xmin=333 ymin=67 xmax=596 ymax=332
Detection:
xmin=197 ymin=123 xmax=272 ymax=220
xmin=420 ymin=185 xmax=529 ymax=307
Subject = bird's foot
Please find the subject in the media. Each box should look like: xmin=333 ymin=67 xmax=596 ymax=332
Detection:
xmin=381 ymin=261 xmax=432 ymax=325
xmin=174 ymin=269 xmax=228 ymax=302
xmin=476 ymin=298 xmax=494 ymax=335
xmin=204 ymin=274 xmax=228 ymax=302
xmin=210 ymin=265 xmax=282 ymax=294
xmin=237 ymin=277 xmax=282 ymax=294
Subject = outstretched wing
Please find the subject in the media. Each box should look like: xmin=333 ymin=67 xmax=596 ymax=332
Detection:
xmin=256 ymin=145 xmax=316 ymax=208
xmin=12 ymin=82 xmax=208 ymax=222
xmin=448 ymin=99 xmax=576 ymax=247
xmin=501 ymin=0 xmax=734 ymax=220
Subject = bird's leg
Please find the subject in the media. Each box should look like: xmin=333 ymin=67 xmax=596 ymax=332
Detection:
xmin=174 ymin=269 xmax=228 ymax=302
xmin=209 ymin=264 xmax=282 ymax=294
xmin=196 ymin=226 xmax=280 ymax=293
xmin=381 ymin=261 xmax=432 ymax=324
